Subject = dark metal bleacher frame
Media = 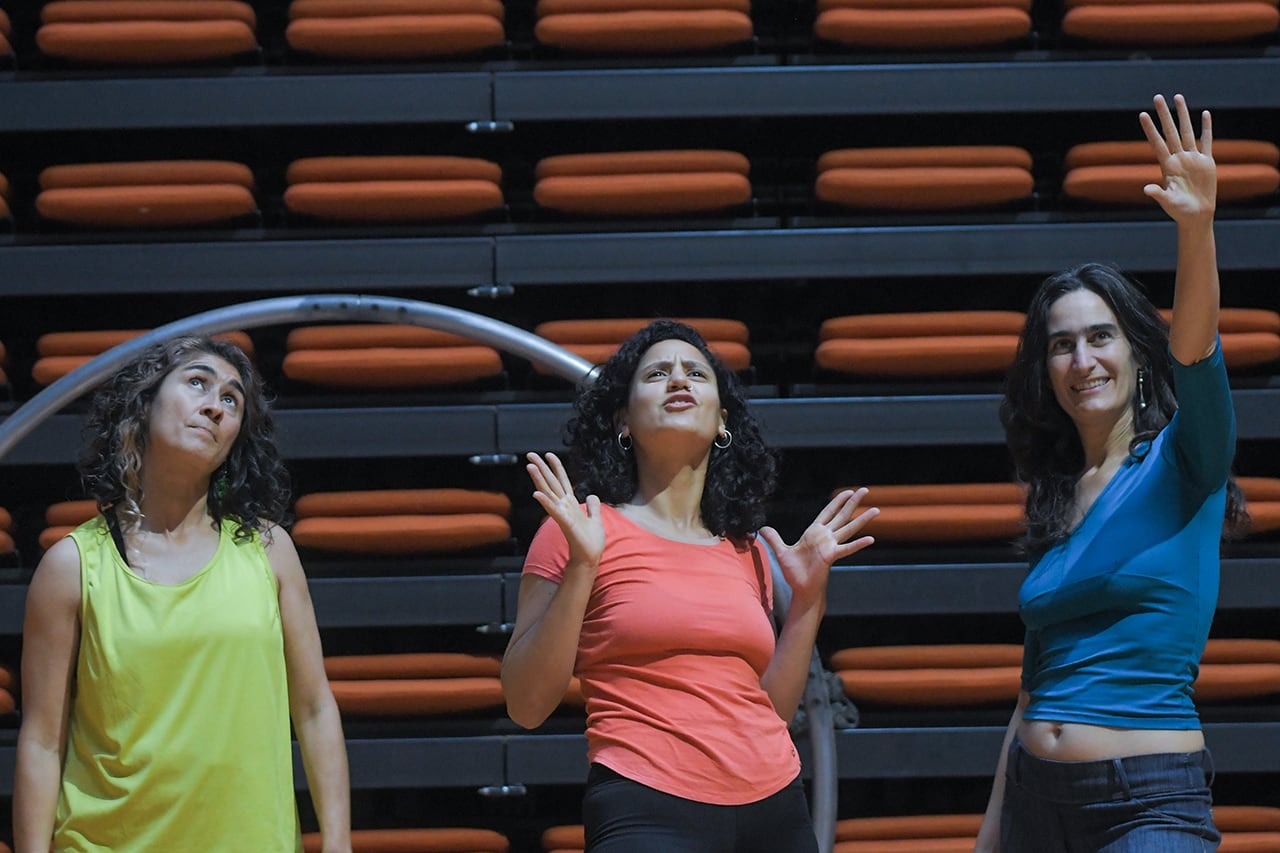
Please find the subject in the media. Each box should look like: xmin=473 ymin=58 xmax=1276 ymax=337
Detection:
xmin=1 ymin=48 xmax=1279 ymax=802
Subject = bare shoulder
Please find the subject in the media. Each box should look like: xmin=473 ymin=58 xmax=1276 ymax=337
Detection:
xmin=28 ymin=536 xmax=82 ymax=610
xmin=261 ymin=524 xmax=305 ymax=582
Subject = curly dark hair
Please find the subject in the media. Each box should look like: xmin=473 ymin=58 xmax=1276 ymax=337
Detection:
xmin=1001 ymin=262 xmax=1246 ymax=554
xmin=562 ymin=319 xmax=777 ymax=547
xmin=79 ymin=335 xmax=290 ymax=542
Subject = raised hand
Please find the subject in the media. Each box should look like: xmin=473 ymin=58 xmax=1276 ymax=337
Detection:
xmin=757 ymin=488 xmax=878 ymax=611
xmin=526 ymin=452 xmax=605 ymax=573
xmin=1140 ymin=93 xmax=1216 ymax=224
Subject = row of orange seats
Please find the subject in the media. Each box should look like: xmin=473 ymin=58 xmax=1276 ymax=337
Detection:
xmin=539 ymin=809 xmax=1280 ymax=853
xmin=6 ymin=477 xmax=1276 ymax=564
xmin=2 ymin=310 xmax=1278 ymax=397
xmin=2 ymin=144 xmax=1279 ymax=231
xmin=3 ymin=0 xmax=1277 ymax=68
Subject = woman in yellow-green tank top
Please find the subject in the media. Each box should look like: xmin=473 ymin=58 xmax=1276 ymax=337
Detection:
xmin=58 ymin=517 xmax=299 ymax=851
xmin=14 ymin=337 xmax=352 ymax=853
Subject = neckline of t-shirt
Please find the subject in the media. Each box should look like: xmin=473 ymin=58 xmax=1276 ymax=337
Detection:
xmin=106 ymin=517 xmax=228 ymax=588
xmin=603 ymin=503 xmax=729 ymax=549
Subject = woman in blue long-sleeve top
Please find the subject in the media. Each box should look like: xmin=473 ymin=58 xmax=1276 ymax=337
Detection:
xmin=973 ymin=94 xmax=1249 ymax=852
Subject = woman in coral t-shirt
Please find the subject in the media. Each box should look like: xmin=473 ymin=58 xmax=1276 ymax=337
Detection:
xmin=501 ymin=319 xmax=878 ymax=853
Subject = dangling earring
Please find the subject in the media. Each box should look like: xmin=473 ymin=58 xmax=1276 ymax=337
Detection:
xmin=714 ymin=429 xmax=733 ymax=450
xmin=616 ymin=431 xmax=633 ymax=452
xmin=1136 ymin=368 xmax=1149 ymax=412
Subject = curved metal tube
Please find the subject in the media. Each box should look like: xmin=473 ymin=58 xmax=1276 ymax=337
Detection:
xmin=0 ymin=294 xmax=596 ymax=463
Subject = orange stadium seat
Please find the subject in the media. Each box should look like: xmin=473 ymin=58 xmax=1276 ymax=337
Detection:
xmin=1157 ymin=308 xmax=1280 ymax=370
xmin=1215 ymin=806 xmax=1280 ymax=852
xmin=816 ymin=311 xmax=1026 ymax=378
xmin=286 ymin=0 xmax=506 ymax=61
xmin=534 ymin=150 xmax=753 ymax=217
xmin=0 ymin=170 xmax=11 ymax=221
xmin=0 ymin=339 xmax=9 ymax=389
xmin=816 ymin=146 xmax=1035 ymax=210
xmin=1063 ymin=140 xmax=1280 ymax=206
xmin=533 ymin=317 xmax=751 ymax=373
xmin=285 ymin=156 xmax=505 ymax=222
xmin=830 ymin=639 xmax=1280 ymax=709
xmin=1239 ymin=477 xmax=1280 ymax=536
xmin=815 ymin=0 xmax=1032 ymax=50
xmin=291 ymin=488 xmax=512 ymax=554
xmin=303 ymin=827 xmax=510 ymax=853
xmin=40 ymin=500 xmax=98 ymax=551
xmin=36 ymin=160 xmax=259 ymax=229
xmin=324 ymin=653 xmax=579 ymax=716
xmin=282 ymin=324 xmax=505 ymax=388
xmin=1062 ymin=0 xmax=1279 ymax=45
xmin=0 ymin=9 xmax=11 ymax=61
xmin=535 ymin=0 xmax=753 ymax=54
xmin=0 ymin=506 xmax=14 ymax=556
xmin=36 ymin=0 xmax=259 ymax=65
xmin=31 ymin=329 xmax=254 ymax=386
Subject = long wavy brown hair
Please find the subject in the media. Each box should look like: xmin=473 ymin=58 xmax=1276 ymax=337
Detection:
xmin=78 ymin=336 xmax=290 ymax=541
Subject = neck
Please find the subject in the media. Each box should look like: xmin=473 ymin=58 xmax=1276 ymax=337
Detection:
xmin=134 ymin=451 xmax=216 ymax=534
xmin=1076 ymin=409 xmax=1135 ymax=472
xmin=628 ymin=449 xmax=711 ymax=532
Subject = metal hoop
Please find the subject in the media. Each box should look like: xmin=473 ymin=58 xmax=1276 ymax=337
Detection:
xmin=714 ymin=429 xmax=733 ymax=449
xmin=616 ymin=432 xmax=633 ymax=452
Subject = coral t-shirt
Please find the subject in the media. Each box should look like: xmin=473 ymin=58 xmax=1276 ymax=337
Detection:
xmin=523 ymin=504 xmax=801 ymax=805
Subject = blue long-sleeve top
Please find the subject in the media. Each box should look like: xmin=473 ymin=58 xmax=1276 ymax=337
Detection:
xmin=1019 ymin=341 xmax=1235 ymax=729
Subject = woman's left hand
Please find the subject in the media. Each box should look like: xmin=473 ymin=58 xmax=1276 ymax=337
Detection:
xmin=758 ymin=488 xmax=878 ymax=610
xmin=1140 ymin=93 xmax=1215 ymax=224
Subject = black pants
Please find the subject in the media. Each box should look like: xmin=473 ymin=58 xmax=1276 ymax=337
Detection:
xmin=582 ymin=764 xmax=820 ymax=853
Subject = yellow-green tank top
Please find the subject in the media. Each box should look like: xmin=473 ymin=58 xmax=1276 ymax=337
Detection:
xmin=56 ymin=516 xmax=302 ymax=853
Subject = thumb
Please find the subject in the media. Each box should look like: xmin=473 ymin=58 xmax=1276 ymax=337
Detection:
xmin=757 ymin=525 xmax=786 ymax=553
xmin=584 ymin=494 xmax=601 ymax=518
xmin=1143 ymin=183 xmax=1167 ymax=202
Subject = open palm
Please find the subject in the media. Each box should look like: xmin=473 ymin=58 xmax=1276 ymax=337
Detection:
xmin=1140 ymin=93 xmax=1216 ymax=223
xmin=758 ymin=488 xmax=878 ymax=609
xmin=526 ymin=452 xmax=605 ymax=570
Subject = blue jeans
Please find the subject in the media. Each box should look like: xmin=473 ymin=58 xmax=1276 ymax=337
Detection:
xmin=1000 ymin=736 xmax=1220 ymax=852
xmin=582 ymin=763 xmax=819 ymax=853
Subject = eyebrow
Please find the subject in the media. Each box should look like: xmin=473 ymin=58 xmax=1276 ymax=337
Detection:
xmin=639 ymin=357 xmax=711 ymax=373
xmin=185 ymin=362 xmax=246 ymax=397
xmin=1047 ymin=322 xmax=1121 ymax=339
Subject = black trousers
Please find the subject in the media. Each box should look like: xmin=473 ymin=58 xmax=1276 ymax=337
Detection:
xmin=583 ymin=763 xmax=820 ymax=853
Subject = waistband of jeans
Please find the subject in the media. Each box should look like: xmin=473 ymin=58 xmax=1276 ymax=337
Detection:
xmin=1007 ymin=736 xmax=1213 ymax=803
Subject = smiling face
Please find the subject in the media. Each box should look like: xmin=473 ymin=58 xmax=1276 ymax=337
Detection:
xmin=147 ymin=354 xmax=246 ymax=473
xmin=618 ymin=338 xmax=727 ymax=451
xmin=1045 ymin=288 xmax=1138 ymax=433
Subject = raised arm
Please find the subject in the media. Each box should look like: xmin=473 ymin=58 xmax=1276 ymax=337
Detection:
xmin=269 ymin=528 xmax=351 ymax=853
xmin=13 ymin=538 xmax=82 ymax=853
xmin=1140 ymin=93 xmax=1219 ymax=365
xmin=757 ymin=488 xmax=877 ymax=722
xmin=501 ymin=452 xmax=605 ymax=729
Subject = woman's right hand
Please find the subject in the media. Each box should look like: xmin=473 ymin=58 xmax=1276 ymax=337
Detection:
xmin=526 ymin=452 xmax=605 ymax=574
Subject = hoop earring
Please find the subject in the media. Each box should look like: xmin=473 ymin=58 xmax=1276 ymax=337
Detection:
xmin=616 ymin=432 xmax=633 ymax=452
xmin=1137 ymin=368 xmax=1149 ymax=412
xmin=714 ymin=429 xmax=733 ymax=450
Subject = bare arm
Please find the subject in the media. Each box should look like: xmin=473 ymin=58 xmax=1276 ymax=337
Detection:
xmin=758 ymin=489 xmax=877 ymax=722
xmin=13 ymin=538 xmax=82 ymax=853
xmin=501 ymin=453 xmax=603 ymax=729
xmin=268 ymin=528 xmax=351 ymax=853
xmin=1140 ymin=93 xmax=1219 ymax=365
xmin=974 ymin=690 xmax=1030 ymax=853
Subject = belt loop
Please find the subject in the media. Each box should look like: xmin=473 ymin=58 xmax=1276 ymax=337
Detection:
xmin=1111 ymin=758 xmax=1132 ymax=801
xmin=1202 ymin=749 xmax=1216 ymax=787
